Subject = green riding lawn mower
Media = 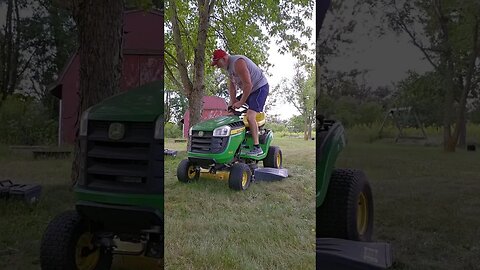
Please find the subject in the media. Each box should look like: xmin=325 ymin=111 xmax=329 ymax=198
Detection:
xmin=316 ymin=115 xmax=393 ymax=270
xmin=177 ymin=104 xmax=287 ymax=190
xmin=40 ymin=81 xmax=164 ymax=270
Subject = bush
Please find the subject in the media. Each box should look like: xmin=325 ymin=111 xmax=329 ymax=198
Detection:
xmin=266 ymin=122 xmax=288 ymax=133
xmin=164 ymin=121 xmax=183 ymax=138
xmin=0 ymin=95 xmax=57 ymax=145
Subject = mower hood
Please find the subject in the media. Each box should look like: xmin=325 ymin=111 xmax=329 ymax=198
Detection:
xmin=192 ymin=115 xmax=242 ymax=131
xmin=89 ymin=81 xmax=163 ymax=122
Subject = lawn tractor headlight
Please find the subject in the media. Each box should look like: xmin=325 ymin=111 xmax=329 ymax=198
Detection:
xmin=79 ymin=107 xmax=93 ymax=137
xmin=189 ymin=127 xmax=193 ymax=136
xmin=213 ymin=125 xmax=231 ymax=137
xmin=154 ymin=115 xmax=164 ymax=140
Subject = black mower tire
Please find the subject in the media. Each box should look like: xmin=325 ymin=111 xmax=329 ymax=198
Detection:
xmin=177 ymin=159 xmax=199 ymax=183
xmin=316 ymin=169 xmax=374 ymax=241
xmin=263 ymin=146 xmax=282 ymax=168
xmin=40 ymin=210 xmax=113 ymax=270
xmin=228 ymin=163 xmax=252 ymax=191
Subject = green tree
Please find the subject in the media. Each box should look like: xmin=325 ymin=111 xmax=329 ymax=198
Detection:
xmin=288 ymin=115 xmax=305 ymax=133
xmin=279 ymin=62 xmax=315 ymax=140
xmin=0 ymin=0 xmax=77 ymax=119
xmin=394 ymin=71 xmax=444 ymax=127
xmin=165 ymin=0 xmax=313 ymax=128
xmin=372 ymin=0 xmax=480 ymax=151
xmin=316 ymin=0 xmax=373 ymax=118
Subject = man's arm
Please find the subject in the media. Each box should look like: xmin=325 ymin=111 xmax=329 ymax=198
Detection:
xmin=235 ymin=59 xmax=253 ymax=105
xmin=228 ymin=78 xmax=236 ymax=106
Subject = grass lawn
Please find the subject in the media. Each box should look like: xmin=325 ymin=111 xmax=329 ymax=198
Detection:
xmin=336 ymin=139 xmax=480 ymax=270
xmin=1 ymin=132 xmax=476 ymax=270
xmin=0 ymin=146 xmax=74 ymax=270
xmin=164 ymin=136 xmax=316 ymax=269
xmin=0 ymin=147 xmax=162 ymax=270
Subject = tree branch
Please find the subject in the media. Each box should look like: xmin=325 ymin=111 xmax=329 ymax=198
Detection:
xmin=391 ymin=3 xmax=439 ymax=70
xmin=169 ymin=0 xmax=193 ymax=96
xmin=165 ymin=63 xmax=183 ymax=92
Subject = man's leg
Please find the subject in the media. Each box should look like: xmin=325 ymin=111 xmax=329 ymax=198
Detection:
xmin=245 ymin=84 xmax=269 ymax=156
xmin=247 ymin=109 xmax=260 ymax=145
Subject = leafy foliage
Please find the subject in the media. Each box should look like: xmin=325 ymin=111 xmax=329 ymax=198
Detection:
xmin=0 ymin=94 xmax=57 ymax=145
xmin=165 ymin=0 xmax=313 ymax=126
xmin=368 ymin=0 xmax=480 ymax=150
xmin=276 ymin=62 xmax=315 ymax=139
xmin=164 ymin=121 xmax=183 ymax=138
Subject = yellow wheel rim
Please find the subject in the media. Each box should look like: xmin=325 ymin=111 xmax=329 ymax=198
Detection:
xmin=276 ymin=153 xmax=281 ymax=167
xmin=241 ymin=171 xmax=248 ymax=188
xmin=357 ymin=192 xmax=368 ymax=235
xmin=187 ymin=165 xmax=196 ymax=179
xmin=75 ymin=232 xmax=100 ymax=270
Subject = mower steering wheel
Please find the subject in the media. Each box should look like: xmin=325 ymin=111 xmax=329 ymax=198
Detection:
xmin=228 ymin=104 xmax=249 ymax=116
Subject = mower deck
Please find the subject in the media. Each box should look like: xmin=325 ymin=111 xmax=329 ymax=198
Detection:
xmin=198 ymin=167 xmax=288 ymax=182
xmin=316 ymin=238 xmax=393 ymax=270
xmin=254 ymin=168 xmax=288 ymax=181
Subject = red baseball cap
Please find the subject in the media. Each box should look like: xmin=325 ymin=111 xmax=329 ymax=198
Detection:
xmin=211 ymin=49 xmax=227 ymax=66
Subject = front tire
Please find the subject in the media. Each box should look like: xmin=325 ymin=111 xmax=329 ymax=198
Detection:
xmin=40 ymin=210 xmax=113 ymax=270
xmin=228 ymin=163 xmax=252 ymax=191
xmin=263 ymin=146 xmax=282 ymax=168
xmin=316 ymin=169 xmax=374 ymax=241
xmin=177 ymin=159 xmax=199 ymax=183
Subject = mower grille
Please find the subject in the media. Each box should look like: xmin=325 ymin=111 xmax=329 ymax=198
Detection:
xmin=190 ymin=130 xmax=228 ymax=154
xmin=83 ymin=121 xmax=163 ymax=194
xmin=228 ymin=121 xmax=244 ymax=128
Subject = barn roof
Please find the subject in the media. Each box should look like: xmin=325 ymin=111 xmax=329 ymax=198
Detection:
xmin=202 ymin=96 xmax=227 ymax=110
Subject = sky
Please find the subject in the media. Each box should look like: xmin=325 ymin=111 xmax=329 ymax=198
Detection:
xmin=323 ymin=3 xmax=432 ymax=89
xmin=266 ymin=7 xmax=316 ymax=121
xmin=327 ymin=26 xmax=432 ymax=90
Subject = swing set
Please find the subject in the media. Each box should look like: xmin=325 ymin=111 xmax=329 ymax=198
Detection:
xmin=378 ymin=107 xmax=428 ymax=142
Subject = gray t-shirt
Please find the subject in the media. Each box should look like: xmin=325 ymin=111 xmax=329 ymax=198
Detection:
xmin=227 ymin=55 xmax=268 ymax=92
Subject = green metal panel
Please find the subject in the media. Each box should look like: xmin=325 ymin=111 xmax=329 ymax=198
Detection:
xmin=89 ymin=81 xmax=163 ymax=122
xmin=316 ymin=123 xmax=346 ymax=206
xmin=238 ymin=131 xmax=273 ymax=160
xmin=74 ymin=188 xmax=164 ymax=210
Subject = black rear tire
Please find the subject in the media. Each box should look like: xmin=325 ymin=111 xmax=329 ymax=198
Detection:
xmin=263 ymin=146 xmax=282 ymax=168
xmin=177 ymin=159 xmax=199 ymax=183
xmin=40 ymin=210 xmax=113 ymax=270
xmin=316 ymin=169 xmax=374 ymax=241
xmin=228 ymin=163 xmax=252 ymax=191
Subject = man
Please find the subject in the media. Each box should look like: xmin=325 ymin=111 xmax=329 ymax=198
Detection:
xmin=211 ymin=49 xmax=269 ymax=156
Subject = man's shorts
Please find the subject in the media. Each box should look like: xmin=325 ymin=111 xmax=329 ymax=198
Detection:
xmin=237 ymin=83 xmax=269 ymax=112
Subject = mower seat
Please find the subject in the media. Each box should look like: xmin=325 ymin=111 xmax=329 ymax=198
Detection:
xmin=243 ymin=112 xmax=266 ymax=128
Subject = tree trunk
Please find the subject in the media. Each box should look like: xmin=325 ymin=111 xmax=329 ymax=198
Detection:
xmin=307 ymin=111 xmax=313 ymax=140
xmin=189 ymin=0 xmax=215 ymax=128
xmin=457 ymin=120 xmax=466 ymax=148
xmin=0 ymin=0 xmax=18 ymax=103
xmin=169 ymin=0 xmax=215 ymax=129
xmin=71 ymin=0 xmax=124 ymax=185
xmin=456 ymin=16 xmax=479 ymax=149
xmin=442 ymin=86 xmax=455 ymax=152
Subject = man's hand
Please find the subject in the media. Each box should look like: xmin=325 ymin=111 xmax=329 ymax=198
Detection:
xmin=233 ymin=100 xmax=245 ymax=109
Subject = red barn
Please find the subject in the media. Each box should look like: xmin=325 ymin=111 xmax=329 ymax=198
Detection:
xmin=50 ymin=10 xmax=163 ymax=145
xmin=182 ymin=96 xmax=229 ymax=138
